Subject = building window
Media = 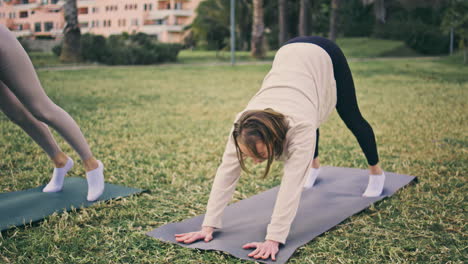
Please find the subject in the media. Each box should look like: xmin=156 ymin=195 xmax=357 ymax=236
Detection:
xmin=78 ymin=7 xmax=88 ymax=15
xmin=79 ymin=22 xmax=88 ymax=28
xmin=20 ymin=0 xmax=30 ymax=4
xmin=131 ymin=19 xmax=138 ymax=26
xmin=44 ymin=21 xmax=53 ymax=31
xmin=34 ymin=22 xmax=41 ymax=32
xmin=19 ymin=11 xmax=28 ymax=18
xmin=156 ymin=19 xmax=166 ymax=25
xmin=166 ymin=3 xmax=170 ymax=9
xmin=51 ymin=0 xmax=59 ymax=4
xmin=92 ymin=7 xmax=98 ymax=13
xmin=144 ymin=3 xmax=152 ymax=11
xmin=41 ymin=0 xmax=48 ymax=4
xmin=174 ymin=2 xmax=182 ymax=10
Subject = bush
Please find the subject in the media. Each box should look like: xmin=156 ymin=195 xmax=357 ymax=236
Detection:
xmin=339 ymin=0 xmax=375 ymax=37
xmin=53 ymin=33 xmax=183 ymax=65
xmin=404 ymin=23 xmax=449 ymax=55
xmin=52 ymin=44 xmax=61 ymax=57
xmin=17 ymin=37 xmax=31 ymax=52
xmin=372 ymin=5 xmax=450 ymax=55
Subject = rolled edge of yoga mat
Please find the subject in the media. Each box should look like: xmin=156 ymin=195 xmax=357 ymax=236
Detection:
xmin=0 ymin=177 xmax=144 ymax=232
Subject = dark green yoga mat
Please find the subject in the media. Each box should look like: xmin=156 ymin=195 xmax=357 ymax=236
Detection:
xmin=0 ymin=177 xmax=143 ymax=231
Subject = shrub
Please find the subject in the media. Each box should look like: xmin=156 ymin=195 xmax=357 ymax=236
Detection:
xmin=53 ymin=33 xmax=183 ymax=65
xmin=52 ymin=44 xmax=61 ymax=57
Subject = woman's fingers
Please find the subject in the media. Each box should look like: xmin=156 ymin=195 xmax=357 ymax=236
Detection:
xmin=175 ymin=230 xmax=215 ymax=244
xmin=261 ymin=248 xmax=271 ymax=259
xmin=254 ymin=248 xmax=266 ymax=259
xmin=247 ymin=247 xmax=261 ymax=257
xmin=242 ymin=242 xmax=258 ymax=249
xmin=183 ymin=233 xmax=202 ymax=244
xmin=175 ymin=233 xmax=192 ymax=242
xmin=204 ymin=232 xmax=213 ymax=242
xmin=271 ymin=249 xmax=277 ymax=261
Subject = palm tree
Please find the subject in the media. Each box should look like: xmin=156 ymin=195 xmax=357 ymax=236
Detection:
xmin=278 ymin=0 xmax=288 ymax=45
xmin=60 ymin=0 xmax=81 ymax=62
xmin=328 ymin=0 xmax=339 ymax=42
xmin=251 ymin=0 xmax=265 ymax=58
xmin=299 ymin=0 xmax=310 ymax=36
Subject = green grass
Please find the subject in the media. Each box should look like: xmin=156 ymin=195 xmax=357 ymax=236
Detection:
xmin=0 ymin=57 xmax=466 ymax=263
xmin=31 ymin=37 xmax=421 ymax=68
xmin=336 ymin=37 xmax=419 ymax=58
xmin=28 ymin=52 xmax=64 ymax=68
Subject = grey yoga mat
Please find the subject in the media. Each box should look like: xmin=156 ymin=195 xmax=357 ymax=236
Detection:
xmin=0 ymin=177 xmax=143 ymax=231
xmin=147 ymin=166 xmax=416 ymax=264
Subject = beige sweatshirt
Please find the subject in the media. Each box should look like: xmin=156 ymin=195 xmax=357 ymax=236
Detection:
xmin=202 ymin=43 xmax=338 ymax=244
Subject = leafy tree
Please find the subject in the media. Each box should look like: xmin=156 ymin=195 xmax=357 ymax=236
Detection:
xmin=441 ymin=0 xmax=468 ymax=63
xmin=190 ymin=0 xmax=252 ymax=51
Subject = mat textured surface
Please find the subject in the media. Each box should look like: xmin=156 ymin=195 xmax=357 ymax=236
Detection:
xmin=147 ymin=166 xmax=416 ymax=264
xmin=0 ymin=177 xmax=143 ymax=231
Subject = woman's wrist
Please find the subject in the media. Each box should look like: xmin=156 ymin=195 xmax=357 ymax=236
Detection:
xmin=266 ymin=239 xmax=280 ymax=245
xmin=201 ymin=226 xmax=215 ymax=232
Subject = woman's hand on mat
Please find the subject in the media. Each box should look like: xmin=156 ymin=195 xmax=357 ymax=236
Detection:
xmin=175 ymin=226 xmax=214 ymax=244
xmin=243 ymin=240 xmax=280 ymax=261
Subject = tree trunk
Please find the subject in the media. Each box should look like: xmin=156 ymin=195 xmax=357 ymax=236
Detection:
xmin=251 ymin=0 xmax=265 ymax=59
xmin=60 ymin=0 xmax=81 ymax=62
xmin=278 ymin=0 xmax=288 ymax=45
xmin=328 ymin=0 xmax=339 ymax=42
xmin=464 ymin=46 xmax=467 ymax=64
xmin=373 ymin=0 xmax=386 ymax=23
xmin=299 ymin=0 xmax=310 ymax=36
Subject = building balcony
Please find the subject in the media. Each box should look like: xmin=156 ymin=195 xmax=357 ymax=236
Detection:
xmin=146 ymin=9 xmax=193 ymax=20
xmin=141 ymin=24 xmax=184 ymax=34
xmin=13 ymin=3 xmax=40 ymax=10
xmin=12 ymin=29 xmax=32 ymax=37
xmin=77 ymin=0 xmax=96 ymax=6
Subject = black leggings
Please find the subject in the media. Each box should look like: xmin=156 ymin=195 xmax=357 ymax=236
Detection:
xmin=285 ymin=36 xmax=379 ymax=166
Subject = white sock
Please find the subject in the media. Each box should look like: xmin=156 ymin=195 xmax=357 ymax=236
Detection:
xmin=86 ymin=160 xmax=105 ymax=201
xmin=43 ymin=157 xmax=74 ymax=193
xmin=304 ymin=167 xmax=320 ymax=189
xmin=362 ymin=172 xmax=386 ymax=197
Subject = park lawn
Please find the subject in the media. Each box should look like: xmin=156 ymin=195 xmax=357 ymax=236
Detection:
xmin=177 ymin=37 xmax=420 ymax=64
xmin=0 ymin=57 xmax=466 ymax=263
xmin=29 ymin=37 xmax=422 ymax=68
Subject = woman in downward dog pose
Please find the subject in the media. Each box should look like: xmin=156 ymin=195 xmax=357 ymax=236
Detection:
xmin=175 ymin=36 xmax=385 ymax=260
xmin=0 ymin=25 xmax=104 ymax=201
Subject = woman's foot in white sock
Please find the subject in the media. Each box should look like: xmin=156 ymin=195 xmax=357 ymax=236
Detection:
xmin=43 ymin=157 xmax=74 ymax=193
xmin=362 ymin=172 xmax=386 ymax=197
xmin=304 ymin=167 xmax=320 ymax=189
xmin=86 ymin=160 xmax=105 ymax=201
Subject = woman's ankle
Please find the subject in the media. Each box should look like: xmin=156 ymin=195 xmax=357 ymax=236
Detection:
xmin=83 ymin=157 xmax=99 ymax=172
xmin=52 ymin=152 xmax=69 ymax=168
xmin=369 ymin=163 xmax=383 ymax=175
xmin=311 ymin=157 xmax=320 ymax=169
